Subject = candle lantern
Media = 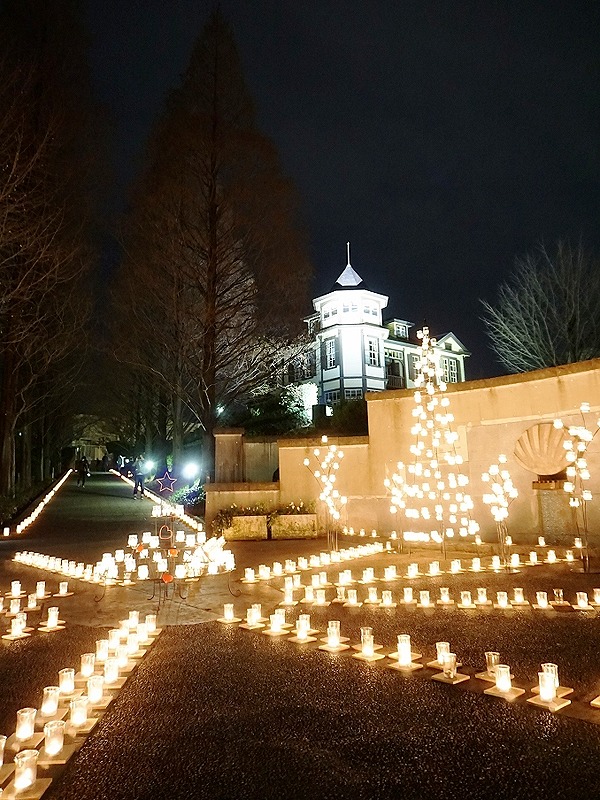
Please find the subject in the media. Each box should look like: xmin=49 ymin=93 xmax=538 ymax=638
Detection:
xmin=104 ymin=657 xmax=119 ymax=685
xmin=58 ymin=581 xmax=69 ymax=596
xmin=16 ymin=707 xmax=36 ymax=741
xmin=116 ymin=644 xmax=129 ymax=669
xmin=496 ymin=591 xmax=509 ymax=608
xmin=443 ymin=653 xmax=457 ymax=679
xmin=87 ymin=675 xmax=104 ymax=705
xmin=315 ymin=589 xmax=327 ymax=606
xmin=96 ymin=639 xmax=109 ymax=662
xmin=327 ymin=621 xmax=341 ymax=647
xmin=460 ymin=591 xmax=474 ymax=608
xmin=14 ymin=749 xmax=39 ymax=790
xmin=129 ymin=611 xmax=139 ymax=629
xmin=44 ymin=719 xmax=65 ymax=756
xmin=538 ymin=536 xmax=546 ymax=547
xmin=471 ymin=558 xmax=481 ymax=572
xmin=58 ymin=668 xmax=75 ymax=696
xmin=535 ymin=591 xmax=549 ymax=609
xmin=11 ymin=580 xmax=22 ymax=597
xmin=27 ymin=594 xmax=37 ymax=610
xmin=577 ymin=591 xmax=590 ymax=609
xmin=223 ymin=604 xmax=235 ymax=622
xmin=108 ymin=629 xmax=121 ymax=651
xmin=10 ymin=598 xmax=21 ymax=615
xmin=439 ymin=587 xmax=452 ymax=605
xmin=491 ymin=555 xmax=501 ymax=571
xmin=311 ymin=574 xmax=320 ymax=589
xmin=593 ymin=588 xmax=600 ymax=605
xmin=403 ymin=587 xmax=414 ymax=604
xmin=47 ymin=607 xmax=60 ymax=629
xmin=80 ymin=653 xmax=95 ymax=678
xmin=529 ymin=551 xmax=538 ymax=565
xmin=381 ymin=590 xmax=393 ymax=607
xmin=407 ymin=563 xmax=418 ymax=579
xmin=429 ymin=561 xmax=441 ymax=576
xmin=418 ymin=590 xmax=430 ymax=607
xmin=367 ymin=587 xmax=379 ymax=604
xmin=336 ymin=586 xmax=346 ymax=602
xmin=435 ymin=641 xmax=450 ymax=667
xmin=41 ymin=686 xmax=60 ymax=718
xmin=69 ymin=696 xmax=88 ymax=727
xmin=127 ymin=633 xmax=139 ymax=655
xmin=0 ymin=734 xmax=6 ymax=768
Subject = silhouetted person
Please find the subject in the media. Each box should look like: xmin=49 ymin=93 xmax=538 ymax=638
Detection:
xmin=133 ymin=457 xmax=144 ymax=498
xmin=76 ymin=456 xmax=89 ymax=487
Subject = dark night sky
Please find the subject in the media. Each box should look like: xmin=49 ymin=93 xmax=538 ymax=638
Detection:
xmin=85 ymin=1 xmax=600 ymax=378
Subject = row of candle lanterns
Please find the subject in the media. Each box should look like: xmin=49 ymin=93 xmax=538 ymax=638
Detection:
xmin=14 ymin=530 xmax=235 ymax=587
xmin=275 ymin=580 xmax=600 ymax=612
xmin=2 ymin=470 xmax=74 ymax=539
xmin=110 ymin=469 xmax=203 ymax=531
xmin=220 ymin=605 xmax=597 ymax=715
xmin=243 ymin=547 xmax=576 ymax=589
xmin=0 ymin=610 xmax=160 ymax=795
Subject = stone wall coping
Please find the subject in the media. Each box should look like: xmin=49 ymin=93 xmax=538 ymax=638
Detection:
xmin=205 ymin=482 xmax=279 ymax=493
xmin=366 ymin=357 xmax=600 ymax=402
xmin=277 ymin=435 xmax=370 ymax=448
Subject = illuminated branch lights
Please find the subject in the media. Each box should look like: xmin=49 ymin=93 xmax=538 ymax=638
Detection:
xmin=386 ymin=328 xmax=479 ymax=547
xmin=303 ymin=435 xmax=347 ymax=524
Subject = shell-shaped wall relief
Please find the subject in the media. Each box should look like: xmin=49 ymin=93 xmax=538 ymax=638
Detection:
xmin=513 ymin=422 xmax=568 ymax=476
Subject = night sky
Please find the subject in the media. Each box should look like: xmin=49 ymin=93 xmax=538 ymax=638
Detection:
xmin=86 ymin=1 xmax=600 ymax=378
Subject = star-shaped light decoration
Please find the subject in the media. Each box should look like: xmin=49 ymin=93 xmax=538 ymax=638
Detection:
xmin=156 ymin=471 xmax=177 ymax=493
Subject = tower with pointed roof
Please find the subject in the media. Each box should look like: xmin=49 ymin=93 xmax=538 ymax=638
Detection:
xmin=285 ymin=245 xmax=470 ymax=413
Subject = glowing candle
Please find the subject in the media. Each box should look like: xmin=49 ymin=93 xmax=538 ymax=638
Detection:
xmin=127 ymin=633 xmax=139 ymax=655
xmin=96 ymin=639 xmax=109 ymax=663
xmin=436 ymin=641 xmax=450 ymax=666
xmin=246 ymin=607 xmax=257 ymax=626
xmin=27 ymin=594 xmax=37 ymax=610
xmin=594 ymin=589 xmax=600 ymax=605
xmin=87 ymin=675 xmax=104 ymax=705
xmin=497 ymin=591 xmax=508 ymax=608
xmin=80 ymin=653 xmax=95 ymax=678
xmin=510 ymin=553 xmax=520 ymax=569
xmin=495 ymin=664 xmax=512 ymax=693
xmin=10 ymin=598 xmax=20 ymax=615
xmin=315 ymin=589 xmax=327 ymax=605
xmin=10 ymin=618 xmax=22 ymax=637
xmin=471 ymin=558 xmax=481 ymax=572
xmin=513 ymin=588 xmax=525 ymax=604
xmin=46 ymin=606 xmax=60 ymax=629
xmin=485 ymin=651 xmax=500 ymax=676
xmin=381 ymin=590 xmax=393 ymax=607
xmin=137 ymin=623 xmax=149 ymax=644
xmin=41 ymin=686 xmax=60 ymax=717
xmin=223 ymin=603 xmax=235 ymax=621
xmin=293 ymin=574 xmax=302 ymax=588
xmin=577 ymin=592 xmax=589 ymax=608
xmin=58 ymin=581 xmax=68 ymax=596
xmin=361 ymin=632 xmax=375 ymax=657
xmin=15 ymin=612 xmax=27 ymax=633
xmin=384 ymin=566 xmax=397 ymax=581
xmin=273 ymin=562 xmax=283 ymax=577
xmin=538 ymin=536 xmax=546 ymax=547
xmin=529 ymin=551 xmax=538 ymax=565
xmin=244 ymin=568 xmax=255 ymax=583
xmin=566 ymin=550 xmax=574 ymax=562
xmin=108 ymin=629 xmax=121 ymax=651
xmin=58 ymin=668 xmax=75 ymax=696
xmin=461 ymin=591 xmax=473 ymax=607
xmin=137 ymin=564 xmax=149 ymax=581
xmin=574 ymin=538 xmax=583 ymax=549
xmin=104 ymin=657 xmax=119 ymax=685
xmin=443 ymin=653 xmax=457 ymax=679
xmin=16 ymin=707 xmax=36 ymax=741
xmin=367 ymin=587 xmax=379 ymax=603
xmin=44 ymin=719 xmax=65 ymax=756
xmin=536 ymin=591 xmax=548 ymax=608
xmin=14 ymin=749 xmax=38 ymax=790
xmin=362 ymin=568 xmax=374 ymax=583
xmin=547 ymin=550 xmax=557 ymax=564
xmin=336 ymin=586 xmax=346 ymax=602
xmin=69 ymin=695 xmax=88 ymax=727
xmin=403 ymin=587 xmax=413 ymax=604
xmin=429 ymin=561 xmax=440 ymax=576
xmin=491 ymin=556 xmax=501 ymax=571
xmin=128 ymin=534 xmax=138 ymax=547
xmin=298 ymin=557 xmax=308 ymax=570
xmin=116 ymin=644 xmax=129 ymax=669
xmin=439 ymin=587 xmax=451 ymax=604
xmin=538 ymin=671 xmax=556 ymax=703
xmin=303 ymin=586 xmax=314 ymax=603
xmin=0 ymin=734 xmax=6 ymax=768
xmin=145 ymin=614 xmax=157 ymax=634
xmin=269 ymin=614 xmax=282 ymax=634
xmin=297 ymin=614 xmax=311 ymax=640
xmin=407 ymin=563 xmax=418 ymax=578
xmin=553 ymin=588 xmax=564 ymax=604
xmin=11 ymin=580 xmax=21 ymax=597
xmin=450 ymin=560 xmax=461 ymax=574
xmin=419 ymin=590 xmax=430 ymax=607
xmin=311 ymin=574 xmax=320 ymax=589
xmin=397 ymin=634 xmax=412 ymax=668
xmin=327 ymin=621 xmax=341 ymax=648
xmin=541 ymin=662 xmax=559 ymax=689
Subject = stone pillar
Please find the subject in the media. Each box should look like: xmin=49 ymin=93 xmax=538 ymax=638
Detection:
xmin=214 ymin=428 xmax=245 ymax=483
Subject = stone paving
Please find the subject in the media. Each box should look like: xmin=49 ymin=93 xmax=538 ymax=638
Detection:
xmin=2 ymin=473 xmax=600 ymax=798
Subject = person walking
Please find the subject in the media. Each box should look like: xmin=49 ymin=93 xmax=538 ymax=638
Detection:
xmin=76 ymin=456 xmax=89 ymax=488
xmin=132 ymin=457 xmax=145 ymax=498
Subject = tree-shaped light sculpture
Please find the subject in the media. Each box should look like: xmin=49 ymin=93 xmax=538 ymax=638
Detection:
xmin=386 ymin=327 xmax=479 ymax=558
xmin=303 ymin=435 xmax=347 ymax=551
xmin=481 ymin=455 xmax=518 ymax=566
xmin=554 ymin=402 xmax=599 ymax=572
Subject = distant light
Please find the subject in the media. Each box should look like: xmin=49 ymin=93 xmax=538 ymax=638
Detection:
xmin=182 ymin=462 xmax=199 ymax=480
xmin=144 ymin=460 xmax=155 ymax=472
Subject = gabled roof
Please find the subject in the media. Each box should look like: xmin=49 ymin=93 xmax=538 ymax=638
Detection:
xmin=436 ymin=331 xmax=471 ymax=355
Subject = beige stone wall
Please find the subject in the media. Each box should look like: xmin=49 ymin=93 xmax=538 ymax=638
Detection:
xmin=208 ymin=360 xmax=600 ymax=543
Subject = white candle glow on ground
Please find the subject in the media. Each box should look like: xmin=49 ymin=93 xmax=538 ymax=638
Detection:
xmin=87 ymin=675 xmax=104 ymax=705
xmin=529 ymin=551 xmax=538 ymax=565
xmin=104 ymin=658 xmax=119 ymax=685
xmin=145 ymin=614 xmax=157 ymax=634
xmin=419 ymin=590 xmax=430 ymax=607
xmin=496 ymin=592 xmax=509 ymax=608
xmin=536 ymin=592 xmax=548 ymax=608
xmin=80 ymin=653 xmax=95 ymax=678
xmin=403 ymin=587 xmax=414 ymax=604
xmin=96 ymin=640 xmax=109 ymax=662
xmin=69 ymin=696 xmax=88 ymax=727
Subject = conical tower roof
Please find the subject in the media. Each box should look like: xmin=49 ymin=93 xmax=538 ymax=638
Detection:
xmin=331 ymin=243 xmax=367 ymax=290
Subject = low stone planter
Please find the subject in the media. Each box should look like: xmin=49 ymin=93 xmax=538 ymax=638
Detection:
xmin=223 ymin=515 xmax=268 ymax=541
xmin=271 ymin=514 xmax=317 ymax=540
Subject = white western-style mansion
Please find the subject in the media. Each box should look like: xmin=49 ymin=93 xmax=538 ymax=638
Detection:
xmin=284 ymin=247 xmax=469 ymax=408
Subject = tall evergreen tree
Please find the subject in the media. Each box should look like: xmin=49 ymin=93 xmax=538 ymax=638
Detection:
xmin=116 ymin=10 xmax=311 ymax=476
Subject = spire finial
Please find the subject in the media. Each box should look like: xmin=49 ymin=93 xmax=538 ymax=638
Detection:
xmin=346 ymin=241 xmax=351 ymax=266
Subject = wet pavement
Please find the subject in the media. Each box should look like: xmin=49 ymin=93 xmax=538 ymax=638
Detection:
xmin=2 ymin=473 xmax=600 ymax=798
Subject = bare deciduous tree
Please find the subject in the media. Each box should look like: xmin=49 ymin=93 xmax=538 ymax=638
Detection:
xmin=115 ymin=10 xmax=311 ymax=476
xmin=481 ymin=242 xmax=600 ymax=374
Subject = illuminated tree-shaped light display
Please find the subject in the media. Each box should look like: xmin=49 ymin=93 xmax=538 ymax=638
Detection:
xmin=303 ymin=435 xmax=347 ymax=550
xmin=481 ymin=455 xmax=518 ymax=565
xmin=554 ymin=402 xmax=599 ymax=571
xmin=386 ymin=327 xmax=479 ymax=558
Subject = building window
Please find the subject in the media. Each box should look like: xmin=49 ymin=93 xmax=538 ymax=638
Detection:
xmin=343 ymin=304 xmax=349 ymax=313
xmin=351 ymin=304 xmax=358 ymax=312
xmin=440 ymin=356 xmax=458 ymax=383
xmin=325 ymin=338 xmax=336 ymax=369
xmin=394 ymin=322 xmax=408 ymax=338
xmin=408 ymin=353 xmax=420 ymax=381
xmin=324 ymin=310 xmax=330 ymax=319
xmin=325 ymin=390 xmax=340 ymax=405
xmin=385 ymin=352 xmax=405 ymax=389
xmin=371 ymin=308 xmax=377 ymax=316
xmin=363 ymin=306 xmax=370 ymax=314
xmin=344 ymin=388 xmax=363 ymax=400
xmin=331 ymin=307 xmax=338 ymax=316
xmin=366 ymin=337 xmax=380 ymax=367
